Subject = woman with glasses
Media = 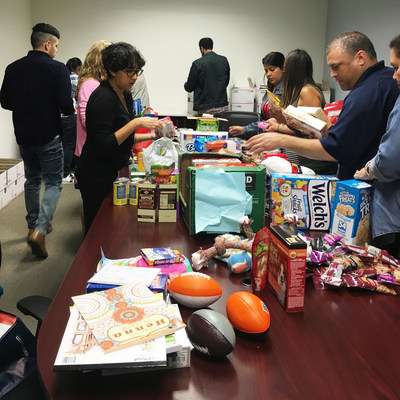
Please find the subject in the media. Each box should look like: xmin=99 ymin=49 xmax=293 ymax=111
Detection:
xmin=75 ymin=42 xmax=163 ymax=234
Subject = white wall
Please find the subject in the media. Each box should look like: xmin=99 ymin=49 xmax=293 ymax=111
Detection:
xmin=324 ymin=0 xmax=400 ymax=101
xmin=31 ymin=0 xmax=328 ymax=116
xmin=0 ymin=0 xmax=31 ymax=158
xmin=0 ymin=0 xmax=330 ymax=158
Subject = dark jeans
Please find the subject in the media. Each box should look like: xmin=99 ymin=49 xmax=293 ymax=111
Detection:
xmin=61 ymin=114 xmax=77 ymax=177
xmin=19 ymin=137 xmax=63 ymax=234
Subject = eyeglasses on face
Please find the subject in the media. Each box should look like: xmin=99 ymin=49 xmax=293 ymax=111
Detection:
xmin=122 ymin=69 xmax=143 ymax=77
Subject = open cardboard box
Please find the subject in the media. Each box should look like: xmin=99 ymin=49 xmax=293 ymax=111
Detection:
xmin=179 ymin=152 xmax=266 ymax=234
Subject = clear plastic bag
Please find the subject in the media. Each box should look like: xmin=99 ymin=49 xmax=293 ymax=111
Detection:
xmin=142 ymin=137 xmax=179 ymax=174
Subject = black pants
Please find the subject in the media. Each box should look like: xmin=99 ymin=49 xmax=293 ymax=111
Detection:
xmin=75 ymin=171 xmax=116 ymax=234
xmin=372 ymin=233 xmax=400 ymax=259
xmin=61 ymin=115 xmax=77 ymax=177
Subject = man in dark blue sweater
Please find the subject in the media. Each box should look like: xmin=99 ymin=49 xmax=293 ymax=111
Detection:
xmin=184 ymin=37 xmax=230 ymax=115
xmin=0 ymin=23 xmax=74 ymax=258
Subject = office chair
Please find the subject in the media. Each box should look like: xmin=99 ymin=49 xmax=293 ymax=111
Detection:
xmin=17 ymin=295 xmax=52 ymax=338
xmin=1 ymin=296 xmax=52 ymax=399
xmin=218 ymin=111 xmax=260 ymax=139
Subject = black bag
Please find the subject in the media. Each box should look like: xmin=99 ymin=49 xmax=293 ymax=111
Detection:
xmin=0 ymin=311 xmax=37 ymax=398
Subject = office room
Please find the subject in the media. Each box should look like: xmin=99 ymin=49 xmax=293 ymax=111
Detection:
xmin=1 ymin=0 xmax=400 ymax=399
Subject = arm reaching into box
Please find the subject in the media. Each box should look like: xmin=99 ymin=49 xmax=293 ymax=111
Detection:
xmin=246 ymin=132 xmax=337 ymax=162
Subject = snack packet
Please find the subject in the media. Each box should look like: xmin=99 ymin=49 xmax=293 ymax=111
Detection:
xmin=251 ymin=227 xmax=271 ymax=291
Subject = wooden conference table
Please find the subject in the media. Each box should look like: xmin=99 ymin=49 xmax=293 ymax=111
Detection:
xmin=38 ymin=193 xmax=400 ymax=400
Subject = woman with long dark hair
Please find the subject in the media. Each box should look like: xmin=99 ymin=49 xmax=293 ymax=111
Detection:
xmin=266 ymin=49 xmax=337 ymax=174
xmin=229 ymin=51 xmax=284 ymax=138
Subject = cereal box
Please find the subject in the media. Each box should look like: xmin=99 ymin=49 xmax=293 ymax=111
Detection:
xmin=330 ymin=179 xmax=371 ymax=245
xmin=268 ymin=173 xmax=338 ymax=230
xmin=267 ymin=225 xmax=307 ymax=312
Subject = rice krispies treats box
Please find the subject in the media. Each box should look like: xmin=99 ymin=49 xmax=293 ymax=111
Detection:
xmin=330 ymin=179 xmax=372 ymax=245
xmin=268 ymin=173 xmax=338 ymax=230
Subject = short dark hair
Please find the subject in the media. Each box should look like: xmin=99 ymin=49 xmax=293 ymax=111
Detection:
xmin=199 ymin=37 xmax=213 ymax=50
xmin=390 ymin=34 xmax=400 ymax=58
xmin=31 ymin=23 xmax=60 ymax=49
xmin=327 ymin=31 xmax=377 ymax=60
xmin=262 ymin=52 xmax=285 ymax=69
xmin=66 ymin=57 xmax=82 ymax=73
xmin=102 ymin=42 xmax=145 ymax=79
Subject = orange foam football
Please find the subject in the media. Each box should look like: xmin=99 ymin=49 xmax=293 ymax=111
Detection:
xmin=226 ymin=291 xmax=270 ymax=334
xmin=168 ymin=272 xmax=222 ymax=308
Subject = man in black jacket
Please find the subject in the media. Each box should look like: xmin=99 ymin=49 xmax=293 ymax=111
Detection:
xmin=184 ymin=37 xmax=230 ymax=115
xmin=0 ymin=23 xmax=74 ymax=259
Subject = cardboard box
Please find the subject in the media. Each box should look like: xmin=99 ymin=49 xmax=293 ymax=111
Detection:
xmin=179 ymin=152 xmax=266 ymax=234
xmin=267 ymin=225 xmax=307 ymax=312
xmin=0 ymin=159 xmax=23 ymax=185
xmin=0 ymin=184 xmax=12 ymax=210
xmin=0 ymin=170 xmax=6 ymax=191
xmin=330 ymin=179 xmax=371 ymax=245
xmin=186 ymin=115 xmax=228 ymax=132
xmin=231 ymin=88 xmax=255 ymax=104
xmin=283 ymin=105 xmax=329 ymax=138
xmin=158 ymin=183 xmax=177 ymax=223
xmin=138 ymin=183 xmax=157 ymax=223
xmin=179 ymin=130 xmax=228 ymax=152
xmin=256 ymin=88 xmax=267 ymax=104
xmin=267 ymin=173 xmax=338 ymax=230
xmin=231 ymin=103 xmax=255 ymax=112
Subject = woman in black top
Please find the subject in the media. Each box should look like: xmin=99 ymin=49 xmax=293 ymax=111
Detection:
xmin=76 ymin=42 xmax=162 ymax=234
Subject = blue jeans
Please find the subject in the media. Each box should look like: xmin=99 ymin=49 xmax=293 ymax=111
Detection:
xmin=19 ymin=137 xmax=64 ymax=235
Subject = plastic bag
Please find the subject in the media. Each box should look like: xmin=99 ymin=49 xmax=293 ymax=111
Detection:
xmin=142 ymin=137 xmax=179 ymax=174
xmin=324 ymin=100 xmax=344 ymax=125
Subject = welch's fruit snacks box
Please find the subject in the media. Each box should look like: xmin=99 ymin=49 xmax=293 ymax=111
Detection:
xmin=330 ymin=179 xmax=371 ymax=245
xmin=268 ymin=173 xmax=338 ymax=230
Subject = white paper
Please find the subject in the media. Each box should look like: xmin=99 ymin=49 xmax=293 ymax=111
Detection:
xmin=88 ymin=265 xmax=161 ymax=286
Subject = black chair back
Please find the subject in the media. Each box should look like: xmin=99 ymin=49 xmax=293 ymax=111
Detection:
xmin=219 ymin=111 xmax=260 ymax=139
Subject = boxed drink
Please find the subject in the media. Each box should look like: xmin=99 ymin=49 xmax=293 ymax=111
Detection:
xmin=267 ymin=225 xmax=307 ymax=312
xmin=268 ymin=173 xmax=338 ymax=230
xmin=330 ymin=179 xmax=371 ymax=245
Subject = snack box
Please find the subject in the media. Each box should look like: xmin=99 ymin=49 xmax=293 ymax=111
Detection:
xmin=179 ymin=130 xmax=228 ymax=152
xmin=140 ymin=247 xmax=181 ymax=266
xmin=268 ymin=173 xmax=338 ymax=230
xmin=330 ymin=179 xmax=372 ymax=245
xmin=283 ymin=105 xmax=328 ymax=138
xmin=267 ymin=225 xmax=307 ymax=312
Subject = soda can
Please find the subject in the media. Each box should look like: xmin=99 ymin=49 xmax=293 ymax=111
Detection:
xmin=129 ymin=178 xmax=144 ymax=205
xmin=113 ymin=177 xmax=129 ymax=205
